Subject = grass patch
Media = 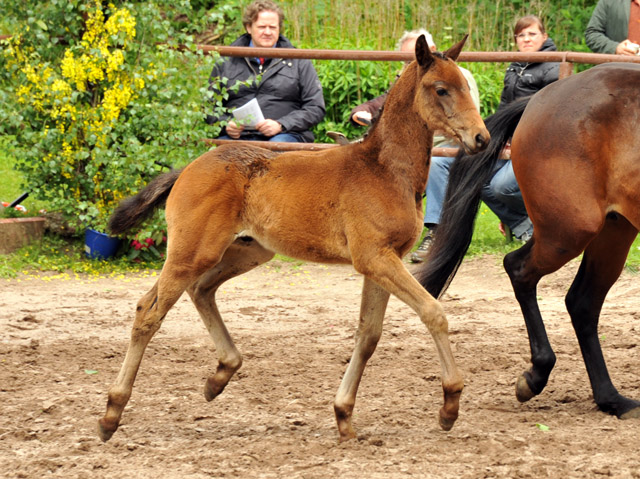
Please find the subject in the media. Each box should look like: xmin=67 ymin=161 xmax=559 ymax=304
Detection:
xmin=0 ymin=234 xmax=163 ymax=279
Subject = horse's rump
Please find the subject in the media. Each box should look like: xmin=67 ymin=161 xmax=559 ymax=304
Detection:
xmin=512 ymin=62 xmax=640 ymax=234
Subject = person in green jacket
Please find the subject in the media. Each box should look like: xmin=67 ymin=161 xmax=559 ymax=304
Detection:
xmin=585 ymin=0 xmax=640 ymax=55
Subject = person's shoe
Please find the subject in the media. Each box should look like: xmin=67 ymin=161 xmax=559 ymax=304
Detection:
xmin=326 ymin=131 xmax=350 ymax=145
xmin=410 ymin=230 xmax=435 ymax=263
xmin=516 ymin=230 xmax=532 ymax=243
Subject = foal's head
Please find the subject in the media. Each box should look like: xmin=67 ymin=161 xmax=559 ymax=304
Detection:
xmin=410 ymin=35 xmax=489 ymax=154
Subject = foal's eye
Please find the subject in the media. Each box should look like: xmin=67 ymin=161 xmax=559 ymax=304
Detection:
xmin=436 ymin=88 xmax=449 ymax=97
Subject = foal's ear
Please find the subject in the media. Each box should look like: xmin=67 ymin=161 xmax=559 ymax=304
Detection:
xmin=444 ymin=34 xmax=468 ymax=62
xmin=415 ymin=34 xmax=434 ymax=70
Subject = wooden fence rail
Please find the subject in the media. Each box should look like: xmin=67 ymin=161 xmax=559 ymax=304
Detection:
xmin=200 ymin=45 xmax=640 ymax=154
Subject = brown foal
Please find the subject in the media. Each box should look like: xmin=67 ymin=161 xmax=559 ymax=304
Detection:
xmin=98 ymin=35 xmax=489 ymax=443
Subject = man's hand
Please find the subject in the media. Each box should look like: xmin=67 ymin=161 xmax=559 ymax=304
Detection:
xmin=256 ymin=119 xmax=282 ymax=137
xmin=615 ymin=39 xmax=640 ymax=56
xmin=225 ymin=120 xmax=244 ymax=139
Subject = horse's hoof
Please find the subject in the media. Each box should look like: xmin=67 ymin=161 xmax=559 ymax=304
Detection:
xmin=515 ymin=375 xmax=535 ymax=403
xmin=204 ymin=378 xmax=226 ymax=402
xmin=438 ymin=408 xmax=457 ymax=431
xmin=97 ymin=419 xmax=117 ymax=442
xmin=620 ymin=406 xmax=640 ymax=419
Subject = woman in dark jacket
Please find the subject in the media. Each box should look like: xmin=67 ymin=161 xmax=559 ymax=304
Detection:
xmin=205 ymin=0 xmax=325 ymax=143
xmin=482 ymin=15 xmax=560 ymax=242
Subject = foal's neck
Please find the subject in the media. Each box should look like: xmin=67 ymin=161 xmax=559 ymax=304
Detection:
xmin=368 ymin=66 xmax=435 ymax=190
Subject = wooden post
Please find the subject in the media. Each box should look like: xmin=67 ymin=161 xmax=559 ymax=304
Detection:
xmin=559 ymin=60 xmax=574 ymax=79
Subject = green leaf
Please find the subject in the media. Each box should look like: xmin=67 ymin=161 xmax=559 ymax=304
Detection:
xmin=535 ymin=423 xmax=550 ymax=432
xmin=84 ymin=369 xmax=99 ymax=375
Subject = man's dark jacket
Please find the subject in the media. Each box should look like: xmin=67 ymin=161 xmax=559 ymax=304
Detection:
xmin=205 ymin=34 xmax=325 ymax=142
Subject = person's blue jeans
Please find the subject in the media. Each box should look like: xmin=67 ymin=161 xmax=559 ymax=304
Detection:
xmin=217 ymin=132 xmax=305 ymax=143
xmin=481 ymin=159 xmax=532 ymax=239
xmin=424 ymin=155 xmax=455 ymax=226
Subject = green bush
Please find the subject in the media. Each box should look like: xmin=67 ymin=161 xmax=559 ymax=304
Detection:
xmin=0 ymin=1 xmax=227 ymax=260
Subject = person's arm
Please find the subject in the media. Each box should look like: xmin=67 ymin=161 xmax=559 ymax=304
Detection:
xmin=274 ymin=60 xmax=325 ymax=133
xmin=542 ymin=63 xmax=560 ymax=87
xmin=585 ymin=0 xmax=622 ymax=54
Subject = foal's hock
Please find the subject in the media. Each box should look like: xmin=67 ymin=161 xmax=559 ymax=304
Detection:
xmin=98 ymin=35 xmax=489 ymax=443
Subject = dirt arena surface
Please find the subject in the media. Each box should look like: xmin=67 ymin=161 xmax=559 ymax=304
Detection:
xmin=1 ymin=254 xmax=639 ymax=478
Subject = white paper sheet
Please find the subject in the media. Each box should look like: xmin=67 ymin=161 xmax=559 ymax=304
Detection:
xmin=232 ymin=98 xmax=264 ymax=129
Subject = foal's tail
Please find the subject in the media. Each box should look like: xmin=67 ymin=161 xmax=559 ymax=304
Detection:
xmin=108 ymin=168 xmax=183 ymax=235
xmin=415 ymin=96 xmax=532 ymax=298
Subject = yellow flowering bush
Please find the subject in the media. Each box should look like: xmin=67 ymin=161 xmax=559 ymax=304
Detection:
xmin=3 ymin=2 xmax=147 ymax=232
xmin=1 ymin=1 xmax=224 ymax=259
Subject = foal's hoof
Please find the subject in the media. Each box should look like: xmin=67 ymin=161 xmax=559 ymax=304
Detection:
xmin=338 ymin=429 xmax=357 ymax=443
xmin=515 ymin=375 xmax=535 ymax=403
xmin=97 ymin=418 xmax=117 ymax=442
xmin=438 ymin=407 xmax=457 ymax=431
xmin=204 ymin=378 xmax=226 ymax=402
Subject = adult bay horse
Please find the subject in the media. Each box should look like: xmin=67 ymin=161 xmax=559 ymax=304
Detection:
xmin=417 ymin=62 xmax=640 ymax=420
xmin=97 ymin=35 xmax=490 ymax=442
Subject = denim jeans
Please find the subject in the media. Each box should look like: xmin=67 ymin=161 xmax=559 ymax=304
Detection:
xmin=481 ymin=159 xmax=532 ymax=238
xmin=424 ymin=155 xmax=456 ymax=225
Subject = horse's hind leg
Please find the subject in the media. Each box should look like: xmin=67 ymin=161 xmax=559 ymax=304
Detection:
xmin=186 ymin=237 xmax=274 ymax=402
xmin=504 ymin=239 xmax=562 ymax=402
xmin=98 ymin=270 xmax=195 ymax=442
xmin=334 ymin=276 xmax=390 ymax=442
xmin=565 ymin=215 xmax=640 ymax=418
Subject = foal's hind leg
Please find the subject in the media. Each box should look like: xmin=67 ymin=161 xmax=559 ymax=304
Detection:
xmin=334 ymin=277 xmax=390 ymax=442
xmin=98 ymin=230 xmax=238 ymax=442
xmin=565 ymin=216 xmax=640 ymax=418
xmin=98 ymin=270 xmax=196 ymax=442
xmin=186 ymin=237 xmax=274 ymax=402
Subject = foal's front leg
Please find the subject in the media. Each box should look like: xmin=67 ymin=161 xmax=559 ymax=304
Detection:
xmin=354 ymin=252 xmax=464 ymax=432
xmin=334 ymin=277 xmax=390 ymax=442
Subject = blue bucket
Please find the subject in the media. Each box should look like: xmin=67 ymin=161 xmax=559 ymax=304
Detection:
xmin=84 ymin=228 xmax=121 ymax=259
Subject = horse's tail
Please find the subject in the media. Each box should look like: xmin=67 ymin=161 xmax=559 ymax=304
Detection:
xmin=415 ymin=96 xmax=532 ymax=298
xmin=108 ymin=168 xmax=183 ymax=235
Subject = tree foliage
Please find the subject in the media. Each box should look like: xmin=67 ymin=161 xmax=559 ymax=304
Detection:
xmin=0 ymin=1 xmax=227 ymax=260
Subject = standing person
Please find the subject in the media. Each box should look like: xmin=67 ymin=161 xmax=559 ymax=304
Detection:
xmin=480 ymin=15 xmax=559 ymax=243
xmin=346 ymin=29 xmax=480 ymax=263
xmin=205 ymin=0 xmax=325 ymax=143
xmin=585 ymin=0 xmax=640 ymax=55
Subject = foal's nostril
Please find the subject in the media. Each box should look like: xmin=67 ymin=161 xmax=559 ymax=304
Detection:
xmin=475 ymin=133 xmax=488 ymax=150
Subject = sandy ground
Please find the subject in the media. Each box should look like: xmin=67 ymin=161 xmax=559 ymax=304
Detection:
xmin=1 ymin=255 xmax=639 ymax=479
